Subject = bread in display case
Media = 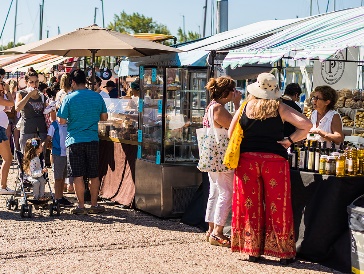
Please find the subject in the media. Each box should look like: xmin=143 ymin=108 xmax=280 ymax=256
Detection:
xmin=98 ymin=98 xmax=138 ymax=144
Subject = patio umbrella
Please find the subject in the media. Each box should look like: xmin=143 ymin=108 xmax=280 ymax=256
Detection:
xmin=26 ymin=24 xmax=181 ymax=89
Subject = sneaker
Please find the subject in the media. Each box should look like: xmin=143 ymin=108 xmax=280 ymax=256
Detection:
xmin=70 ymin=207 xmax=88 ymax=215
xmin=0 ymin=187 xmax=15 ymax=195
xmin=88 ymin=205 xmax=106 ymax=214
xmin=58 ymin=197 xmax=74 ymax=207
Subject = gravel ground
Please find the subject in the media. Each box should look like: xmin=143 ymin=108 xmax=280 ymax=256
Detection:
xmin=0 ymin=165 xmax=344 ymax=274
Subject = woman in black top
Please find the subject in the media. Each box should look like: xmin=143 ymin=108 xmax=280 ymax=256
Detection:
xmin=228 ymin=73 xmax=311 ymax=265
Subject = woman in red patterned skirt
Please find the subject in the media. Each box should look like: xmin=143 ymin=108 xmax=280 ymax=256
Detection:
xmin=228 ymin=73 xmax=312 ymax=265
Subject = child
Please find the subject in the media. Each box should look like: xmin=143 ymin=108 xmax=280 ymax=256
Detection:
xmin=45 ymin=120 xmax=73 ymax=206
xmin=23 ymin=138 xmax=47 ymax=200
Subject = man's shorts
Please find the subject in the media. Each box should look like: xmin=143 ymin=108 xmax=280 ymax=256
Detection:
xmin=52 ymin=155 xmax=67 ymax=180
xmin=67 ymin=141 xmax=99 ymax=178
xmin=0 ymin=126 xmax=8 ymax=143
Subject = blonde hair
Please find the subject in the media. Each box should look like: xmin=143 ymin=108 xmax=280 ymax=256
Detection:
xmin=60 ymin=73 xmax=71 ymax=91
xmin=246 ymin=94 xmax=280 ymax=120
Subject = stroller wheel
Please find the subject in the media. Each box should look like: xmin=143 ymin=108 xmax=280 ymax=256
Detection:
xmin=14 ymin=199 xmax=18 ymax=210
xmin=20 ymin=204 xmax=26 ymax=218
xmin=49 ymin=201 xmax=60 ymax=216
xmin=6 ymin=198 xmax=11 ymax=210
xmin=27 ymin=205 xmax=32 ymax=218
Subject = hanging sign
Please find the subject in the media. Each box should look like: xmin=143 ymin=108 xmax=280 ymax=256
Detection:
xmin=313 ymin=47 xmax=358 ymax=89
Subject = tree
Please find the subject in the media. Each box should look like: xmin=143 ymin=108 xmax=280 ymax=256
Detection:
xmin=108 ymin=11 xmax=171 ymax=36
xmin=176 ymin=27 xmax=200 ymax=43
xmin=1 ymin=41 xmax=24 ymax=50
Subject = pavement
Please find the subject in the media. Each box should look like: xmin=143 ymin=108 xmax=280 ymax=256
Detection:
xmin=0 ymin=164 xmax=344 ymax=274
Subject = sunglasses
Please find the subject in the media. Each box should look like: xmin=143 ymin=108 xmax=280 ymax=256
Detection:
xmin=311 ymin=96 xmax=325 ymax=101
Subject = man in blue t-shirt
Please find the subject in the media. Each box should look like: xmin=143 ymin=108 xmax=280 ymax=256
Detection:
xmin=58 ymin=69 xmax=108 ymax=215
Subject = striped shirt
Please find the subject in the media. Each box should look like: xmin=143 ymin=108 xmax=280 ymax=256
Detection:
xmin=57 ymin=89 xmax=107 ymax=147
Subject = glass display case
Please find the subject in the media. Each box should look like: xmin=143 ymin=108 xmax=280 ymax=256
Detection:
xmin=139 ymin=67 xmax=207 ymax=164
xmin=98 ymin=98 xmax=139 ymax=145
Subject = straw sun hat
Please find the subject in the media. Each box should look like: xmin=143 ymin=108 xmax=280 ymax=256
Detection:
xmin=247 ymin=73 xmax=281 ymax=100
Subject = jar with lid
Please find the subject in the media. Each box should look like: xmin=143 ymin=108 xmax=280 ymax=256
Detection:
xmin=336 ymin=154 xmax=346 ymax=177
xmin=325 ymin=156 xmax=336 ymax=175
xmin=319 ymin=155 xmax=328 ymax=175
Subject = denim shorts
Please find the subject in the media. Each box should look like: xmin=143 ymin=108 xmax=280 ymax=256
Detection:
xmin=0 ymin=126 xmax=8 ymax=143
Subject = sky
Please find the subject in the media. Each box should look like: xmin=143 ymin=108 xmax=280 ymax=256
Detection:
xmin=0 ymin=0 xmax=363 ymax=46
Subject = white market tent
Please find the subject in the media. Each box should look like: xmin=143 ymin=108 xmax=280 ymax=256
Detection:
xmin=222 ymin=7 xmax=364 ymax=69
xmin=129 ymin=17 xmax=307 ymax=69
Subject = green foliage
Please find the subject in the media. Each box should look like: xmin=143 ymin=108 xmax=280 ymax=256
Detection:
xmin=1 ymin=41 xmax=24 ymax=50
xmin=108 ymin=11 xmax=171 ymax=36
xmin=177 ymin=27 xmax=200 ymax=43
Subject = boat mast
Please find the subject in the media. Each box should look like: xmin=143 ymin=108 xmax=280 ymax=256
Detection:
xmin=13 ymin=0 xmax=18 ymax=46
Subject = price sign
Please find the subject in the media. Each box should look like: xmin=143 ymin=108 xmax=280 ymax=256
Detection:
xmin=139 ymin=66 xmax=144 ymax=79
xmin=138 ymin=99 xmax=143 ymax=113
xmin=151 ymin=68 xmax=157 ymax=82
xmin=137 ymin=130 xmax=142 ymax=142
xmin=158 ymin=100 xmax=163 ymax=114
xmin=156 ymin=150 xmax=161 ymax=165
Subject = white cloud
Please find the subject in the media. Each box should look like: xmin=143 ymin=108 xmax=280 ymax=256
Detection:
xmin=18 ymin=33 xmax=35 ymax=44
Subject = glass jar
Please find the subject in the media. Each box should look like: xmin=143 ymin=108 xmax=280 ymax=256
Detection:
xmin=319 ymin=155 xmax=328 ymax=175
xmin=326 ymin=156 xmax=336 ymax=175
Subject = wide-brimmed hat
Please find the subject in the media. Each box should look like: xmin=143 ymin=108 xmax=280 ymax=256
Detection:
xmin=247 ymin=73 xmax=280 ymax=100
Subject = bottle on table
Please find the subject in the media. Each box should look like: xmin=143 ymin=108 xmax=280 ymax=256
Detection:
xmin=314 ymin=142 xmax=321 ymax=173
xmin=307 ymin=141 xmax=316 ymax=172
xmin=336 ymin=153 xmax=346 ymax=177
xmin=319 ymin=155 xmax=328 ymax=175
xmin=358 ymin=145 xmax=364 ymax=176
xmin=298 ymin=140 xmax=307 ymax=171
xmin=347 ymin=145 xmax=358 ymax=176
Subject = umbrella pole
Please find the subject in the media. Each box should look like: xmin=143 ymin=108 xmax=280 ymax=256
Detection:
xmin=90 ymin=49 xmax=98 ymax=91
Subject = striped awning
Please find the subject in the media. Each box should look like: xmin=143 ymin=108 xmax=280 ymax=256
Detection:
xmin=223 ymin=7 xmax=364 ymax=68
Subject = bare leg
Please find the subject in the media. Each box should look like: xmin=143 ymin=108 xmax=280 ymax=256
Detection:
xmin=73 ymin=176 xmax=85 ymax=208
xmin=54 ymin=178 xmax=65 ymax=200
xmin=0 ymin=140 xmax=12 ymax=189
xmin=213 ymin=224 xmax=229 ymax=240
xmin=88 ymin=177 xmax=101 ymax=207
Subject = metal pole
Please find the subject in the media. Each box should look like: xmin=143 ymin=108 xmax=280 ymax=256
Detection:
xmin=310 ymin=0 xmax=313 ymax=15
xmin=94 ymin=7 xmax=98 ymax=24
xmin=13 ymin=0 xmax=18 ymax=46
xmin=39 ymin=4 xmax=42 ymax=40
xmin=334 ymin=0 xmax=336 ymax=11
xmin=58 ymin=26 xmax=60 ymax=35
xmin=100 ymin=0 xmax=105 ymax=28
xmin=40 ymin=0 xmax=45 ymax=40
xmin=91 ymin=50 xmax=98 ymax=91
xmin=46 ymin=29 xmax=49 ymax=38
xmin=203 ymin=0 xmax=208 ymax=37
xmin=0 ymin=0 xmax=14 ymax=42
xmin=182 ymin=15 xmax=186 ymax=41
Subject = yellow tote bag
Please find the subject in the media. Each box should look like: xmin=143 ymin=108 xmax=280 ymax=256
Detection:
xmin=223 ymin=102 xmax=247 ymax=169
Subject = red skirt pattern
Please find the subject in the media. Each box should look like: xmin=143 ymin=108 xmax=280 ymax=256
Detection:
xmin=231 ymin=152 xmax=296 ymax=259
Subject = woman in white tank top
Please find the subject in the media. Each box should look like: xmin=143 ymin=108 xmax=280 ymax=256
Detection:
xmin=309 ymin=85 xmax=344 ymax=146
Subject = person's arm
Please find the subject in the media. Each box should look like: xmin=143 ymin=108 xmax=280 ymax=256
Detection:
xmin=310 ymin=113 xmax=344 ymax=144
xmin=15 ymin=89 xmax=38 ymax=111
xmin=228 ymin=106 xmax=242 ymax=138
xmin=277 ymin=103 xmax=312 ymax=149
xmin=0 ymin=91 xmax=14 ymax=107
xmin=100 ymin=113 xmax=108 ymax=121
xmin=213 ymin=104 xmax=234 ymax=129
xmin=57 ymin=97 xmax=69 ymax=125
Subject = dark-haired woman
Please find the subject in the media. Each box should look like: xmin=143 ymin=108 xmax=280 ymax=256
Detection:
xmin=308 ymin=85 xmax=344 ymax=146
xmin=15 ymin=68 xmax=47 ymax=152
xmin=203 ymin=76 xmax=241 ymax=247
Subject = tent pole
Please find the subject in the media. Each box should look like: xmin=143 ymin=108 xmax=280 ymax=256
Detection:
xmin=90 ymin=50 xmax=98 ymax=91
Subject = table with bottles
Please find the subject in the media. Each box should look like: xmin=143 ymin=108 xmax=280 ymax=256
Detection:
xmin=288 ymin=140 xmax=364 ymax=273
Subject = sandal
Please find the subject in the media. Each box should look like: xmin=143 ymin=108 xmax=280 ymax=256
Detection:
xmin=205 ymin=231 xmax=211 ymax=242
xmin=209 ymin=234 xmax=231 ymax=247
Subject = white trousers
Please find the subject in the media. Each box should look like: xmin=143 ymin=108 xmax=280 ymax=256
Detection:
xmin=205 ymin=171 xmax=234 ymax=226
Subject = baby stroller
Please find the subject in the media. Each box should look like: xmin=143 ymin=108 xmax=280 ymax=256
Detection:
xmin=5 ymin=150 xmax=60 ymax=218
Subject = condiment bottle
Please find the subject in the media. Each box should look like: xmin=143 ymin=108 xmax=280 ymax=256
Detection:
xmin=319 ymin=155 xmax=328 ymax=175
xmin=336 ymin=154 xmax=346 ymax=177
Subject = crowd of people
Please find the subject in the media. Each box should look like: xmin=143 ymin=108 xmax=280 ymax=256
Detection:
xmin=202 ymin=73 xmax=344 ymax=265
xmin=0 ymin=67 xmax=108 ymax=214
xmin=0 ymin=66 xmax=346 ymax=263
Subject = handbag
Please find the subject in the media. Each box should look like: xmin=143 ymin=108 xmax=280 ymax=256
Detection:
xmin=223 ymin=102 xmax=247 ymax=169
xmin=196 ymin=105 xmax=230 ymax=173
